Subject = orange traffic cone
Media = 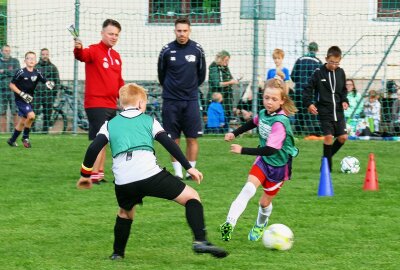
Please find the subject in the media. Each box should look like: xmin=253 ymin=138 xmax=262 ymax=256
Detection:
xmin=363 ymin=153 xmax=379 ymax=191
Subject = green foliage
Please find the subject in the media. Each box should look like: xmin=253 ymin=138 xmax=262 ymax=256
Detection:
xmin=0 ymin=135 xmax=399 ymax=269
xmin=0 ymin=1 xmax=6 ymax=45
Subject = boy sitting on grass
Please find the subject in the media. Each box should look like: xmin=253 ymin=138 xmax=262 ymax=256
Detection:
xmin=77 ymin=83 xmax=228 ymax=260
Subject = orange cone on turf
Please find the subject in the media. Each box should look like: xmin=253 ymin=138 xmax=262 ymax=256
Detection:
xmin=363 ymin=153 xmax=379 ymax=191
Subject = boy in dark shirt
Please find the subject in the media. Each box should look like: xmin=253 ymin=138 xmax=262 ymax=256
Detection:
xmin=302 ymin=46 xmax=349 ymax=171
xmin=7 ymin=51 xmax=54 ymax=148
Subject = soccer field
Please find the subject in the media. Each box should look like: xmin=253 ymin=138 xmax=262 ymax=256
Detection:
xmin=0 ymin=135 xmax=399 ymax=270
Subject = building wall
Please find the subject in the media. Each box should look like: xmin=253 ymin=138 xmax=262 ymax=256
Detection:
xmin=6 ymin=0 xmax=399 ymax=87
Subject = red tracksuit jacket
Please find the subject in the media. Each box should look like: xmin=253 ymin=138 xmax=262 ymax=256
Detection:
xmin=74 ymin=41 xmax=124 ymax=109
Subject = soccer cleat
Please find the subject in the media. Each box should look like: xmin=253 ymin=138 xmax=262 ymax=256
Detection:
xmin=185 ymin=175 xmax=192 ymax=180
xmin=7 ymin=139 xmax=18 ymax=147
xmin=109 ymin=253 xmax=124 ymax=260
xmin=220 ymin=222 xmax=233 ymax=241
xmin=248 ymin=223 xmax=266 ymax=241
xmin=192 ymin=241 xmax=228 ymax=258
xmin=93 ymin=179 xmax=108 ymax=185
xmin=22 ymin=138 xmax=31 ymax=148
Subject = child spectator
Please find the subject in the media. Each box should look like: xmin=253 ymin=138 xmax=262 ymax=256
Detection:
xmin=364 ymin=89 xmax=381 ymax=132
xmin=76 ymin=83 xmax=228 ymax=260
xmin=206 ymin=92 xmax=225 ymax=133
xmin=7 ymin=51 xmax=54 ymax=148
xmin=266 ymin=48 xmax=291 ymax=92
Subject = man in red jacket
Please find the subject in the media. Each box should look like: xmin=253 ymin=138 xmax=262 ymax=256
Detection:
xmin=74 ymin=18 xmax=124 ymax=184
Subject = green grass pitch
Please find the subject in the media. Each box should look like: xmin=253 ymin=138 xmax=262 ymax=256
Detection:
xmin=0 ymin=135 xmax=399 ymax=269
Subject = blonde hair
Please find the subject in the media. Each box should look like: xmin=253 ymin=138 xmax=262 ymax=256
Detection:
xmin=368 ymin=89 xmax=379 ymax=98
xmin=215 ymin=50 xmax=230 ymax=65
xmin=119 ymin=83 xmax=147 ymax=107
xmin=211 ymin=92 xmax=223 ymax=102
xmin=264 ymin=78 xmax=297 ymax=116
xmin=272 ymin=48 xmax=285 ymax=59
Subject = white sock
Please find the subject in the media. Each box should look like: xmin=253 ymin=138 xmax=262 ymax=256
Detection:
xmin=256 ymin=203 xmax=273 ymax=227
xmin=172 ymin=161 xmax=183 ymax=178
xmin=186 ymin=161 xmax=196 ymax=177
xmin=226 ymin=182 xmax=257 ymax=227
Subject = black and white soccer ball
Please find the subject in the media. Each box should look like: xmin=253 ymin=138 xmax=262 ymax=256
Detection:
xmin=340 ymin=156 xmax=360 ymax=174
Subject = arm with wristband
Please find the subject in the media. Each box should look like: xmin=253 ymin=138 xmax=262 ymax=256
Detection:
xmin=77 ymin=134 xmax=109 ymax=189
xmin=226 ymin=118 xmax=282 ymax=156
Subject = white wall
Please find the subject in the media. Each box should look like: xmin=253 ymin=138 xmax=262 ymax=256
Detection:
xmin=6 ymin=0 xmax=399 ymax=86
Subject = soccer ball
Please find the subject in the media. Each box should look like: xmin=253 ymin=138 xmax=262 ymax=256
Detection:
xmin=340 ymin=156 xmax=360 ymax=174
xmin=262 ymin=224 xmax=294 ymax=251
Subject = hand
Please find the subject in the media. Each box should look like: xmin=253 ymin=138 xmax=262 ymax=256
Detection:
xmin=187 ymin=168 xmax=203 ymax=184
xmin=343 ymin=102 xmax=349 ymax=110
xmin=230 ymin=144 xmax=242 ymax=154
xmin=224 ymin=132 xmax=235 ymax=142
xmin=230 ymin=79 xmax=239 ymax=85
xmin=76 ymin=177 xmax=92 ymax=189
xmin=308 ymin=104 xmax=318 ymax=115
xmin=19 ymin=91 xmax=33 ymax=103
xmin=74 ymin=38 xmax=83 ymax=49
xmin=46 ymin=81 xmax=55 ymax=90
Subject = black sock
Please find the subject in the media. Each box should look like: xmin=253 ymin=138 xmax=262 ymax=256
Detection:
xmin=22 ymin=127 xmax=30 ymax=140
xmin=10 ymin=129 xmax=21 ymax=142
xmin=323 ymin=144 xmax=332 ymax=171
xmin=185 ymin=199 xmax=206 ymax=242
xmin=113 ymin=216 xmax=133 ymax=256
xmin=331 ymin=140 xmax=344 ymax=156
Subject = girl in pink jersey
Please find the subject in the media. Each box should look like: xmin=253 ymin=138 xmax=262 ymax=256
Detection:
xmin=220 ymin=73 xmax=298 ymax=242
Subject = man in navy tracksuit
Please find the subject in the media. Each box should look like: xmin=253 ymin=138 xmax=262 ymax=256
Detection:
xmin=303 ymin=46 xmax=349 ymax=171
xmin=291 ymin=42 xmax=322 ymax=136
xmin=158 ymin=17 xmax=206 ymax=180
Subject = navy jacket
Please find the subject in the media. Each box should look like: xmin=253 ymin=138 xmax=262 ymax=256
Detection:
xmin=158 ymin=39 xmax=206 ymax=101
xmin=291 ymin=52 xmax=322 ymax=93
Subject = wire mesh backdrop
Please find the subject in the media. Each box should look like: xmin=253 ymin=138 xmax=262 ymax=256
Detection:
xmin=1 ymin=0 xmax=400 ymax=138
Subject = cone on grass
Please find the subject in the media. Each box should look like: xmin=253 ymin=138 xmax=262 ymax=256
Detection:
xmin=318 ymin=157 xmax=334 ymax=196
xmin=363 ymin=153 xmax=379 ymax=191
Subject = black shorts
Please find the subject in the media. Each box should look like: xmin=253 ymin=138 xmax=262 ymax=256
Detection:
xmin=162 ymin=99 xmax=203 ymax=140
xmin=114 ymin=170 xmax=186 ymax=211
xmin=85 ymin=108 xmax=117 ymax=140
xmin=320 ymin=118 xmax=347 ymax=137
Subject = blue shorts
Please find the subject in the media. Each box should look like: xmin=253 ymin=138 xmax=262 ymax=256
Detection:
xmin=16 ymin=100 xmax=33 ymax=117
xmin=162 ymin=99 xmax=202 ymax=140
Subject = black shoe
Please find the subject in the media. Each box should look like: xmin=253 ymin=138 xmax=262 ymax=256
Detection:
xmin=193 ymin=241 xmax=228 ymax=258
xmin=109 ymin=253 xmax=124 ymax=260
xmin=7 ymin=139 xmax=18 ymax=147
xmin=185 ymin=175 xmax=192 ymax=180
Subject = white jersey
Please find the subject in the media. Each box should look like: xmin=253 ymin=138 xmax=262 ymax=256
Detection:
xmin=98 ymin=108 xmax=164 ymax=185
